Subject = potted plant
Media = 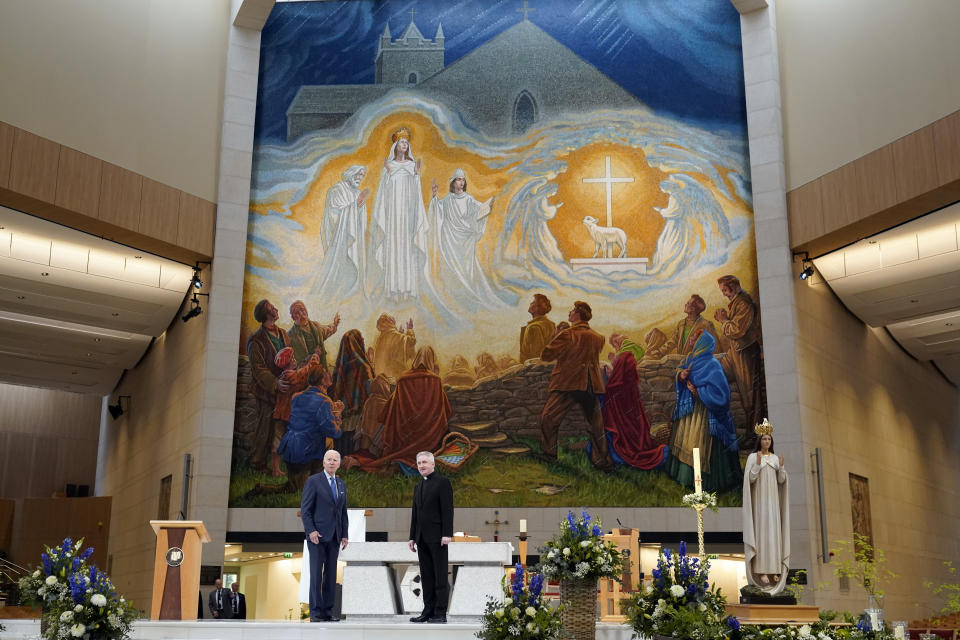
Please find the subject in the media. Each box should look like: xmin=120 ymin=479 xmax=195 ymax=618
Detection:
xmin=17 ymin=537 xmax=138 ymax=640
xmin=622 ymin=541 xmax=739 ymax=640
xmin=538 ymin=510 xmax=623 ymax=640
xmin=476 ymin=562 xmax=564 ymax=640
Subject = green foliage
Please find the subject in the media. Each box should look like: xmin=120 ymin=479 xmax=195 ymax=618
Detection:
xmin=830 ymin=534 xmax=897 ymax=597
xmin=786 ymin=569 xmax=807 ymax=600
xmin=229 ymin=437 xmax=743 ymax=507
xmin=923 ymin=561 xmax=960 ymax=622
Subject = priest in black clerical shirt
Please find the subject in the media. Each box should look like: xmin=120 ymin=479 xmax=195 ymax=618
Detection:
xmin=407 ymin=451 xmax=454 ymax=624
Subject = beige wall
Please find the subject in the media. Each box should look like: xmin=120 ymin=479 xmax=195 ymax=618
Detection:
xmin=0 ymin=384 xmax=101 ymax=498
xmin=794 ymin=272 xmax=960 ymax=618
xmin=98 ymin=286 xmax=214 ymax=610
xmin=229 ymin=557 xmax=304 ymax=621
xmin=0 ymin=0 xmax=229 ymax=201
xmin=776 ymin=0 xmax=960 ymax=189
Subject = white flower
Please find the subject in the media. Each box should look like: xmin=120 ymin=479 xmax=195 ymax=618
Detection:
xmin=699 ymin=603 xmax=707 ymax=611
xmin=59 ymin=611 xmax=74 ymax=623
xmin=69 ymin=623 xmax=86 ymax=637
xmin=525 ymin=606 xmax=537 ymax=617
xmin=504 ymin=597 xmax=512 ymax=606
xmin=580 ymin=540 xmax=592 ymax=547
xmin=511 ymin=606 xmax=521 ymax=618
xmin=799 ymin=624 xmax=812 ymax=638
xmin=547 ymin=550 xmax=556 ymax=559
xmin=562 ymin=548 xmax=570 ymax=556
xmin=669 ymin=584 xmax=685 ymax=598
xmin=74 ymin=605 xmax=83 ymax=613
xmin=32 ymin=569 xmax=40 ymax=578
xmin=108 ymin=613 xmax=121 ymax=628
xmin=37 ymin=587 xmax=46 ymax=596
xmin=643 ymin=583 xmax=653 ymax=595
xmin=91 ymin=593 xmax=107 ymax=607
xmin=45 ymin=575 xmax=58 ymax=586
xmin=526 ymin=621 xmax=539 ymax=634
xmin=495 ymin=608 xmax=505 ymax=618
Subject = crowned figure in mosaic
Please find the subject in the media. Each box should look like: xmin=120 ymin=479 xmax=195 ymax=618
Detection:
xmin=368 ymin=126 xmax=431 ymax=303
xmin=742 ymin=418 xmax=790 ymax=595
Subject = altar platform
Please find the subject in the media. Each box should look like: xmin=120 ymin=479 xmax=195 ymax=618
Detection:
xmin=0 ymin=617 xmax=634 ymax=639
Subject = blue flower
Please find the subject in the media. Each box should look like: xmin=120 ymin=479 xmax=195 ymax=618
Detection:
xmin=68 ymin=572 xmax=86 ymax=604
xmin=678 ymin=541 xmax=687 ymax=557
xmin=727 ymin=616 xmax=741 ymax=631
xmin=651 ymin=568 xmax=661 ymax=579
xmin=566 ymin=512 xmax=577 ymax=528
xmin=664 ymin=548 xmax=672 ymax=560
xmin=80 ymin=547 xmax=94 ymax=561
xmin=41 ymin=553 xmax=52 ymax=575
xmin=591 ymin=525 xmax=602 ymax=537
xmin=687 ymin=583 xmax=697 ymax=596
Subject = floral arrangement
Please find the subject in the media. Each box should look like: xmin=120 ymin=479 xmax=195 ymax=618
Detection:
xmin=623 ymin=541 xmax=738 ymax=640
xmin=476 ymin=562 xmax=564 ymax=640
xmin=538 ymin=509 xmax=623 ymax=582
xmin=737 ymin=614 xmax=897 ymax=640
xmin=18 ymin=537 xmax=138 ymax=640
xmin=682 ymin=491 xmax=718 ymax=511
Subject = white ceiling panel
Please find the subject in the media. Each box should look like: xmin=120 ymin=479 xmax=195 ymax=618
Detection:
xmin=0 ymin=206 xmax=196 ymax=395
xmin=814 ymin=202 xmax=960 ymax=386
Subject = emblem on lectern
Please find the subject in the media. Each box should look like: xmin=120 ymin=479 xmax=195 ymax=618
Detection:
xmin=165 ymin=547 xmax=184 ymax=567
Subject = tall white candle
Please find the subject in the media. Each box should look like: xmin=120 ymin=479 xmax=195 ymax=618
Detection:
xmin=692 ymin=447 xmax=702 ymax=493
xmin=520 ymin=519 xmax=527 ymax=533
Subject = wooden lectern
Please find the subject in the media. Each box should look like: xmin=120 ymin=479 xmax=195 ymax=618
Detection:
xmin=149 ymin=520 xmax=211 ymax=620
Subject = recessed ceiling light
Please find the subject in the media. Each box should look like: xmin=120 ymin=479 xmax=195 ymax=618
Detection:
xmin=71 ymin=371 xmax=78 ymax=375
xmin=134 ymin=255 xmax=142 ymax=259
xmin=111 ymin=313 xmax=119 ymax=317
xmin=910 ymin=299 xmax=919 ymax=303
xmin=41 ymin=272 xmax=49 ymax=277
xmin=16 ymin=295 xmax=25 ymax=300
xmin=94 ymin=337 xmax=101 ymax=342
xmin=86 ymin=352 xmax=93 ymax=357
xmin=947 ymin=323 xmax=954 ymax=327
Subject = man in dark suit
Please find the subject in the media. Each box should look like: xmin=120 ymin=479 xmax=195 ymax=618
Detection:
xmin=230 ymin=582 xmax=247 ymax=620
xmin=207 ymin=578 xmax=231 ymax=619
xmin=301 ymin=449 xmax=349 ymax=622
xmin=408 ymin=451 xmax=454 ymax=624
xmin=536 ymin=300 xmax=614 ymax=471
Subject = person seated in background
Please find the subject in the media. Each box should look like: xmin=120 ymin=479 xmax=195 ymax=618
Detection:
xmin=442 ymin=355 xmax=476 ymax=387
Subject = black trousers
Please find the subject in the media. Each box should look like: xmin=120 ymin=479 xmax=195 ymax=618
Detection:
xmin=416 ymin=540 xmax=449 ymax=616
xmin=307 ymin=536 xmax=340 ymax=617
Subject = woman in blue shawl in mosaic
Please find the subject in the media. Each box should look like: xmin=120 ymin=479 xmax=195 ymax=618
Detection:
xmin=665 ymin=331 xmax=741 ymax=492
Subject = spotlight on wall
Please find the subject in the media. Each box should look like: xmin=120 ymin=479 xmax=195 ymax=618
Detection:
xmin=192 ymin=275 xmax=203 ymax=289
xmin=182 ymin=295 xmax=203 ymax=323
xmin=108 ymin=396 xmax=131 ymax=420
xmin=792 ymin=250 xmax=815 ymax=281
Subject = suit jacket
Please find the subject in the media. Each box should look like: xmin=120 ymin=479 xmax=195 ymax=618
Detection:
xmin=301 ymin=472 xmax=349 ymax=541
xmin=230 ymin=592 xmax=247 ymax=619
xmin=540 ymin=321 xmax=605 ymax=393
xmin=208 ymin=587 xmax=231 ymax=617
xmin=409 ymin=471 xmax=454 ymax=544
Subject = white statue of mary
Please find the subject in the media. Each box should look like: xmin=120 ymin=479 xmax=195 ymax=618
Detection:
xmin=367 ymin=127 xmax=431 ymax=303
xmin=742 ymin=419 xmax=790 ymax=595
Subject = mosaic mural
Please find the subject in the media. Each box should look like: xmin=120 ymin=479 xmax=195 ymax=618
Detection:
xmin=231 ymin=0 xmax=765 ymax=508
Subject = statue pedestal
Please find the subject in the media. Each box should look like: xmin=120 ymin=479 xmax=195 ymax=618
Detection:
xmin=570 ymin=257 xmax=648 ymax=274
xmin=725 ymin=603 xmax=820 ymax=625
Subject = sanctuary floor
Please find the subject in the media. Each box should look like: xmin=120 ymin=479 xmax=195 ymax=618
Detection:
xmin=0 ymin=617 xmax=635 ymax=639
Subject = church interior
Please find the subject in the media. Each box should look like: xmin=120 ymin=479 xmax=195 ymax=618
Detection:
xmin=0 ymin=0 xmax=958 ymax=638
